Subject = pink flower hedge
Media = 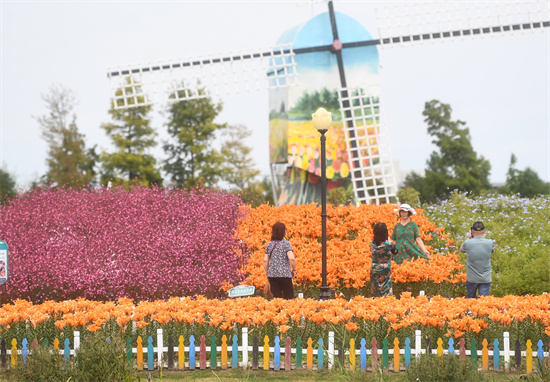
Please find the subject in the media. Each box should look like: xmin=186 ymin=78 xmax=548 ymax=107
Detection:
xmin=0 ymin=186 xmax=247 ymax=303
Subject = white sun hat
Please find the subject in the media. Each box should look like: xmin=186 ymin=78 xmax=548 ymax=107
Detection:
xmin=394 ymin=203 xmax=417 ymax=215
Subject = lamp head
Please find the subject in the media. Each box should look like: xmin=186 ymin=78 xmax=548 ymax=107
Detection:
xmin=312 ymin=107 xmax=332 ymax=131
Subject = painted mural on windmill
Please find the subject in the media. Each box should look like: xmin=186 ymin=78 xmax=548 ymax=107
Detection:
xmin=268 ymin=11 xmax=380 ymax=206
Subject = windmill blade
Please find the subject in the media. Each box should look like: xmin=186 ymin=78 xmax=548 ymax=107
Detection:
xmin=107 ymin=44 xmax=297 ymax=110
xmin=375 ymin=1 xmax=549 ymax=47
xmin=338 ymin=85 xmax=398 ymax=205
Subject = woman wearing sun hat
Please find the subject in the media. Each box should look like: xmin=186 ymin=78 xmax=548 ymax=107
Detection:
xmin=391 ymin=204 xmax=430 ymax=264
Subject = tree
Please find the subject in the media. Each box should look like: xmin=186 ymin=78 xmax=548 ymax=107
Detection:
xmin=396 ymin=186 xmax=420 ymax=207
xmin=100 ymin=79 xmax=162 ymax=187
xmin=163 ymin=87 xmax=225 ymax=188
xmin=406 ymin=100 xmax=491 ymax=203
xmin=0 ymin=168 xmax=16 ymax=204
xmin=220 ymin=124 xmax=260 ymax=189
xmin=328 ymin=185 xmax=356 ymax=206
xmin=500 ymin=154 xmax=550 ymax=197
xmin=35 ymin=85 xmax=96 ymax=187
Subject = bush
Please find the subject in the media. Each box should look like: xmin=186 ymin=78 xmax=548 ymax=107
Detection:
xmin=9 ymin=344 xmax=74 ymax=382
xmin=423 ymin=192 xmax=550 ymax=296
xmin=0 ymin=185 xmax=247 ymax=303
xmin=406 ymin=354 xmax=489 ymax=382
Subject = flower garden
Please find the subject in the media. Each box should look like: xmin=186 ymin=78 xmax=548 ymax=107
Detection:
xmin=0 ymin=187 xmax=548 ymax=378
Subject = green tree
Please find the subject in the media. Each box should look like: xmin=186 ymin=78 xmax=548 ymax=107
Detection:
xmin=500 ymin=153 xmax=550 ymax=197
xmin=396 ymin=186 xmax=420 ymax=207
xmin=0 ymin=168 xmax=16 ymax=204
xmin=406 ymin=100 xmax=492 ymax=202
xmin=100 ymin=78 xmax=162 ymax=187
xmin=163 ymin=87 xmax=225 ymax=187
xmin=328 ymin=184 xmax=356 ymax=206
xmin=220 ymin=124 xmax=260 ymax=189
xmin=36 ymin=85 xmax=96 ymax=187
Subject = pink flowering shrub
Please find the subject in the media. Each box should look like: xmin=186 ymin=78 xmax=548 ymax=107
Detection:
xmin=0 ymin=186 xmax=247 ymax=303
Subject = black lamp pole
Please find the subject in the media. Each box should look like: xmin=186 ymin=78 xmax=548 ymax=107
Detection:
xmin=319 ymin=128 xmax=330 ymax=301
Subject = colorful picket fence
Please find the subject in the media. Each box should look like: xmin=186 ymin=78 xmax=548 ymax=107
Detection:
xmin=2 ymin=328 xmax=549 ymax=373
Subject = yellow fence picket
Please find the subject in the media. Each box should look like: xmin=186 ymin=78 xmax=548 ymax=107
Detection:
xmin=222 ymin=335 xmax=228 ymax=369
xmin=437 ymin=338 xmax=443 ymax=357
xmin=526 ymin=340 xmax=533 ymax=374
xmin=307 ymin=338 xmax=313 ymax=370
xmin=482 ymin=339 xmax=488 ymax=371
xmin=11 ymin=339 xmax=17 ymax=366
xmin=263 ymin=336 xmax=270 ymax=370
xmin=349 ymin=338 xmax=356 ymax=371
xmin=137 ymin=337 xmax=143 ymax=370
xmin=394 ymin=338 xmax=400 ymax=372
xmin=54 ymin=338 xmax=59 ymax=352
xmin=178 ymin=336 xmax=184 ymax=370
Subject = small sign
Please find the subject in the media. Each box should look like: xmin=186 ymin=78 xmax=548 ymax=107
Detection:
xmin=0 ymin=241 xmax=8 ymax=285
xmin=228 ymin=285 xmax=255 ymax=298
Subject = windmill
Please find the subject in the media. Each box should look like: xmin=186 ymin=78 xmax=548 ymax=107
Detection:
xmin=107 ymin=1 xmax=549 ymax=206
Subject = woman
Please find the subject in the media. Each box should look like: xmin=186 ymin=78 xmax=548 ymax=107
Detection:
xmin=391 ymin=203 xmax=430 ymax=264
xmin=370 ymin=222 xmax=395 ymax=297
xmin=264 ymin=221 xmax=296 ymax=299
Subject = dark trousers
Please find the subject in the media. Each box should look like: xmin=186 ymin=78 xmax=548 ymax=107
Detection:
xmin=466 ymin=281 xmax=491 ymax=298
xmin=268 ymin=277 xmax=294 ymax=299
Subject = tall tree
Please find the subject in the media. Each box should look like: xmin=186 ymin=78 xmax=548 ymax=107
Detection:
xmin=0 ymin=168 xmax=16 ymax=204
xmin=220 ymin=124 xmax=260 ymax=189
xmin=100 ymin=79 xmax=162 ymax=187
xmin=36 ymin=85 xmax=96 ymax=187
xmin=500 ymin=154 xmax=550 ymax=197
xmin=406 ymin=100 xmax=491 ymax=202
xmin=163 ymin=87 xmax=225 ymax=187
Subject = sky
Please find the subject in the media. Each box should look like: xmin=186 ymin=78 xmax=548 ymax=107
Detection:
xmin=1 ymin=0 xmax=549 ymax=190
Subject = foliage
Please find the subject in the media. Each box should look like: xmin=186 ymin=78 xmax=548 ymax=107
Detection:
xmin=0 ymin=186 xmax=246 ymax=303
xmin=8 ymin=332 xmax=136 ymax=382
xmin=35 ymin=85 xmax=96 ymax=187
xmin=405 ymin=354 xmax=489 ymax=382
xmin=499 ymin=154 xmax=550 ymax=198
xmin=396 ymin=187 xmax=420 ymax=208
xmin=100 ymin=78 xmax=162 ymax=187
xmin=290 ymin=88 xmax=341 ymax=120
xmin=220 ymin=124 xmax=261 ymax=189
xmin=423 ymin=192 xmax=550 ymax=296
xmin=1 ymin=294 xmax=548 ymax=351
xmin=163 ymin=86 xmax=225 ymax=188
xmin=328 ymin=185 xmax=356 ymax=206
xmin=0 ymin=168 xmax=16 ymax=204
xmin=235 ymin=203 xmax=463 ymax=297
xmin=406 ymin=100 xmax=491 ymax=203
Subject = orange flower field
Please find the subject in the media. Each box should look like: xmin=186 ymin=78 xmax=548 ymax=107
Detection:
xmin=234 ymin=203 xmax=464 ymax=293
xmin=1 ymin=294 xmax=549 ymax=344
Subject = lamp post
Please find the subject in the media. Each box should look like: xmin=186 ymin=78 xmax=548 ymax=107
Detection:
xmin=312 ymin=107 xmax=332 ymax=301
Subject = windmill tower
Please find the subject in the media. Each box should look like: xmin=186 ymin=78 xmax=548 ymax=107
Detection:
xmin=107 ymin=1 xmax=549 ymax=206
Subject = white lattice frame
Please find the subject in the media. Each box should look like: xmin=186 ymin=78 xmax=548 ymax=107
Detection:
xmin=375 ymin=0 xmax=549 ymax=47
xmin=107 ymin=44 xmax=298 ymax=110
xmin=338 ymin=86 xmax=398 ymax=205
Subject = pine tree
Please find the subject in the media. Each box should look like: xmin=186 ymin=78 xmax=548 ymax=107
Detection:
xmin=100 ymin=78 xmax=162 ymax=187
xmin=36 ymin=85 xmax=96 ymax=187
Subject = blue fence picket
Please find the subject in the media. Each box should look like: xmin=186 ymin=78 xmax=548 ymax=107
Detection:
xmin=274 ymin=336 xmax=281 ymax=370
xmin=147 ymin=337 xmax=154 ymax=370
xmin=64 ymin=338 xmax=70 ymax=362
xmin=22 ymin=339 xmax=28 ymax=364
xmin=537 ymin=340 xmax=544 ymax=371
xmin=318 ymin=338 xmax=324 ymax=370
xmin=360 ymin=338 xmax=367 ymax=372
xmin=189 ymin=335 xmax=196 ymax=369
xmin=405 ymin=338 xmax=411 ymax=368
xmin=232 ymin=335 xmax=239 ymax=369
xmin=494 ymin=339 xmax=500 ymax=371
xmin=448 ymin=338 xmax=454 ymax=355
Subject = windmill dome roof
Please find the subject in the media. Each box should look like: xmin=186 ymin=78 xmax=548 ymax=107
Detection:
xmin=276 ymin=11 xmax=373 ymax=49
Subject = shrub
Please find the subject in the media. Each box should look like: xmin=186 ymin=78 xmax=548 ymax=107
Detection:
xmin=0 ymin=185 xmax=247 ymax=302
xmin=423 ymin=192 xmax=550 ymax=296
xmin=9 ymin=344 xmax=75 ymax=382
xmin=406 ymin=354 xmax=489 ymax=382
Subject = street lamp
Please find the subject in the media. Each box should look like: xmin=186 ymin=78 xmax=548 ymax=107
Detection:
xmin=312 ymin=107 xmax=332 ymax=301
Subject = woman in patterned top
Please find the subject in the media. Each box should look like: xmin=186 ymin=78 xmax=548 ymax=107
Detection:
xmin=391 ymin=204 xmax=430 ymax=264
xmin=370 ymin=222 xmax=396 ymax=297
xmin=264 ymin=221 xmax=296 ymax=299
